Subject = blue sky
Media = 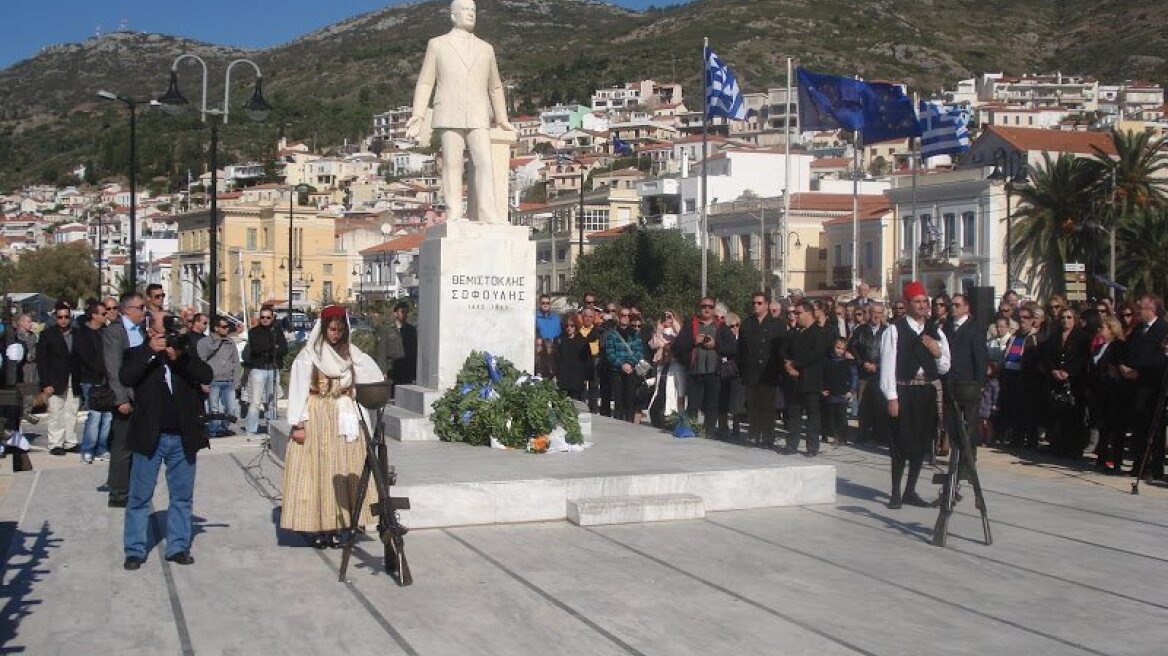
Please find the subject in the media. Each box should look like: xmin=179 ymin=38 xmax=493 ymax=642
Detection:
xmin=1 ymin=1 xmax=691 ymax=69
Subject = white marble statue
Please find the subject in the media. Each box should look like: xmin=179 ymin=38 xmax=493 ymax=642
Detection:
xmin=405 ymin=0 xmax=515 ymax=223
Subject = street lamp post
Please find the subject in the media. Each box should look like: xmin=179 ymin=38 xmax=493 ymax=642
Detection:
xmin=287 ymin=183 xmax=310 ymax=319
xmin=988 ymin=148 xmax=1028 ymax=292
xmin=783 ymin=231 xmax=802 ymax=293
xmin=96 ymin=90 xmax=156 ymax=292
xmin=155 ymin=54 xmax=271 ymax=319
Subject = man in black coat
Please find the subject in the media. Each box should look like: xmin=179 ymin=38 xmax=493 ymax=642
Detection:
xmin=121 ymin=310 xmax=214 ymax=570
xmin=944 ymin=293 xmax=988 ymax=460
xmin=738 ymin=291 xmax=785 ymax=446
xmin=1121 ymin=294 xmax=1168 ymax=480
xmin=392 ymin=301 xmax=418 ymax=385
xmin=782 ymin=301 xmax=832 ymax=456
xmin=242 ymin=307 xmax=289 ymax=435
xmin=38 ymin=302 xmax=82 ymax=455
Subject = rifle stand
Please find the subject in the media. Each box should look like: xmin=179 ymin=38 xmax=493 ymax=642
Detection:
xmin=931 ymin=390 xmax=992 ymax=548
xmin=338 ymin=382 xmax=413 ymax=586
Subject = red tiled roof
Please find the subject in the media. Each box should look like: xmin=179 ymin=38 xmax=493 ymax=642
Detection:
xmin=788 ymin=192 xmax=890 ymax=215
xmin=360 ymin=232 xmax=424 ymax=255
xmin=588 ymin=224 xmax=636 ymax=239
xmin=812 ymin=157 xmax=851 ymax=169
xmin=986 ymin=126 xmax=1117 ymax=156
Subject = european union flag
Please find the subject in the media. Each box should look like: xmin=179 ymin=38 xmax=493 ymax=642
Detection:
xmin=796 ymin=68 xmax=921 ymax=144
xmin=796 ymin=68 xmax=866 ymax=132
xmin=612 ymin=136 xmax=634 ymax=155
xmin=859 ymin=82 xmax=922 ymax=144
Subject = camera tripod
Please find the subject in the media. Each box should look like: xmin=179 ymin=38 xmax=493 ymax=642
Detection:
xmin=931 ymin=382 xmax=992 ymax=547
xmin=337 ymin=382 xmax=413 ymax=586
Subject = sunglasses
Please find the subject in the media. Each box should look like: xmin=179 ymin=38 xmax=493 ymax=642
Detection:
xmin=152 ymin=293 xmax=166 ymax=299
xmin=727 ymin=323 xmax=739 ymax=328
xmin=104 ymin=305 xmax=117 ymax=311
xmin=618 ymin=312 xmax=631 ymax=317
xmin=55 ymin=314 xmax=71 ymax=319
xmin=260 ymin=315 xmax=273 ymax=320
xmin=700 ymin=304 xmax=715 ymax=309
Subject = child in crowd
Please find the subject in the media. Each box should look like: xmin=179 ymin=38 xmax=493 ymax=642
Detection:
xmin=980 ymin=361 xmax=1001 ymax=446
xmin=822 ymin=337 xmax=858 ymax=446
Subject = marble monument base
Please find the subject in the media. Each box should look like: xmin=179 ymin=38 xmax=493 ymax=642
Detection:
xmin=416 ymin=219 xmax=536 ymax=392
xmin=267 ymin=414 xmax=836 ymax=529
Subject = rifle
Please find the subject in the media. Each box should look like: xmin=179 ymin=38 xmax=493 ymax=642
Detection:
xmin=931 ymin=379 xmax=993 ymax=547
xmin=338 ymin=381 xmax=412 ymax=586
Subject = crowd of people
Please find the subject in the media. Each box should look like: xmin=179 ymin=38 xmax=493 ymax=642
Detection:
xmin=0 ymin=289 xmax=419 ymax=567
xmin=535 ymin=283 xmax=1168 ymax=493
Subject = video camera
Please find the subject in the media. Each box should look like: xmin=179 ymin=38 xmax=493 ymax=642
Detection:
xmin=161 ymin=315 xmax=189 ymax=351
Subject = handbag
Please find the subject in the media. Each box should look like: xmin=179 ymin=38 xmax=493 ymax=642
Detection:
xmin=634 ymin=359 xmax=653 ymax=378
xmin=87 ymin=383 xmax=118 ymax=412
xmin=1049 ymin=381 xmax=1076 ymax=408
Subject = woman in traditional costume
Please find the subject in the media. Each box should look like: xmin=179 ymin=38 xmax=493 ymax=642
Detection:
xmin=281 ymin=305 xmax=382 ymax=548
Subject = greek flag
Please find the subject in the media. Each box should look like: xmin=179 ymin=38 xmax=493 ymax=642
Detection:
xmin=919 ymin=101 xmax=971 ymax=160
xmin=705 ymin=46 xmax=748 ymax=121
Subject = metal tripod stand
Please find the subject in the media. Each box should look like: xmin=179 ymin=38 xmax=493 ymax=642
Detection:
xmin=931 ymin=382 xmax=992 ymax=547
xmin=338 ymin=381 xmax=413 ymax=586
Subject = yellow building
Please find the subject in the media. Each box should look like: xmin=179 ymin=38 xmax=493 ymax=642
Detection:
xmin=170 ymin=189 xmax=349 ymax=317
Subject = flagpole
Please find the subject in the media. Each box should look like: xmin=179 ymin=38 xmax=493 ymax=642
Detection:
xmin=700 ymin=37 xmax=709 ymax=297
xmin=782 ymin=56 xmax=792 ymax=299
xmin=852 ymin=129 xmax=861 ymax=293
xmin=910 ymin=93 xmax=920 ymax=283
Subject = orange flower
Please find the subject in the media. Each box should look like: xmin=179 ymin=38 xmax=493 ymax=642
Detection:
xmin=530 ymin=435 xmax=549 ymax=453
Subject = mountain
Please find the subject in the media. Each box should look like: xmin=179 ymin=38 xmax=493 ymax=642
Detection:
xmin=1 ymin=0 xmax=1165 ymax=191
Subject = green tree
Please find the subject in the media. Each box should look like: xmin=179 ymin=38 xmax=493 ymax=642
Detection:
xmin=1116 ymin=206 xmax=1168 ymax=297
xmin=1009 ymin=153 xmax=1097 ymax=299
xmin=568 ymin=229 xmax=759 ymax=319
xmin=10 ymin=242 xmax=98 ymax=304
xmin=1086 ymin=129 xmax=1167 ymax=216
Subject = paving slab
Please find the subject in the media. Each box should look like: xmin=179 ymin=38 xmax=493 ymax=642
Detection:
xmin=2 ymin=433 xmax=1166 ymax=655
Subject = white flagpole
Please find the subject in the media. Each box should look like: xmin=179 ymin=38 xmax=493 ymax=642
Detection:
xmin=700 ymin=37 xmax=709 ymax=297
xmin=852 ymin=129 xmax=861 ymax=293
xmin=910 ymin=93 xmax=920 ymax=283
xmin=782 ymin=57 xmax=792 ymax=299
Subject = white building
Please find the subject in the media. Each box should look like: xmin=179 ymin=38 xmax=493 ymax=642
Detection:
xmin=372 ymin=106 xmax=414 ymax=143
xmin=590 ymin=80 xmax=683 ymax=112
xmin=976 ymin=72 xmax=1100 ymax=112
xmin=677 ymin=149 xmax=814 ymax=240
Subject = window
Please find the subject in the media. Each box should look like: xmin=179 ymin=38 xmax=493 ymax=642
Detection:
xmin=322 ymin=281 xmax=333 ymax=302
xmin=246 ymin=228 xmax=257 ymax=250
xmin=902 ymin=216 xmax=914 ymax=251
xmin=920 ymin=213 xmax=933 ymax=245
xmin=685 ymin=199 xmax=696 ymax=213
xmin=557 ymin=247 xmax=567 ymax=262
xmin=834 ymin=244 xmax=843 ymax=266
xmin=943 ymin=213 xmax=957 ymax=249
xmin=962 ymin=211 xmax=976 ymax=253
xmin=580 ymin=208 xmax=609 ymax=232
xmin=740 ymin=235 xmax=752 ymax=263
xmin=323 ymin=263 xmax=333 ymax=275
xmin=864 ymin=241 xmax=874 ymax=269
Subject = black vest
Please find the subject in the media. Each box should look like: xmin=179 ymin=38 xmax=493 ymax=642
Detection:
xmin=894 ymin=316 xmax=940 ymax=382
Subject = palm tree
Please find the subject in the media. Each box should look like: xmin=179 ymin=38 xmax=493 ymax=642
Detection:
xmin=1085 ymin=129 xmax=1168 ymax=216
xmin=1009 ymin=152 xmax=1098 ymax=299
xmin=1117 ymin=206 xmax=1168 ymax=297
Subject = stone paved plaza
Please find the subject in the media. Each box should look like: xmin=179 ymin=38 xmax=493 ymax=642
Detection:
xmin=1 ymin=422 xmax=1166 ymax=656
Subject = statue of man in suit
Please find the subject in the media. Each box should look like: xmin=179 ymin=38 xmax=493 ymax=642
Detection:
xmin=406 ymin=0 xmax=515 ymax=224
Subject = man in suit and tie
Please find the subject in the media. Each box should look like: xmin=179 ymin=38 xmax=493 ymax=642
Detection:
xmin=405 ymin=0 xmax=514 ymax=223
xmin=1121 ymin=294 xmax=1168 ymax=480
xmin=103 ymin=292 xmax=147 ymax=508
xmin=782 ymin=301 xmax=833 ymax=457
xmin=943 ymin=293 xmax=989 ymax=461
xmin=121 ymin=310 xmax=213 ymax=570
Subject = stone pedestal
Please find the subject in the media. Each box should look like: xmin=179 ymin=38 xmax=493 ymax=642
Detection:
xmin=417 ymin=220 xmax=536 ymax=391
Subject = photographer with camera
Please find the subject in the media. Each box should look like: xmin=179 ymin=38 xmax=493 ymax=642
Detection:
xmin=198 ymin=315 xmax=241 ymax=437
xmin=121 ymin=310 xmax=214 ymax=570
xmin=242 ymin=307 xmax=288 ymax=437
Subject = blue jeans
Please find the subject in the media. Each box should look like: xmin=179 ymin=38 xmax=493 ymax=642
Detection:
xmin=79 ymin=383 xmax=112 ymax=457
xmin=207 ymin=380 xmax=237 ymax=436
xmin=123 ymin=433 xmax=197 ymax=559
xmin=244 ymin=368 xmax=277 ymax=434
